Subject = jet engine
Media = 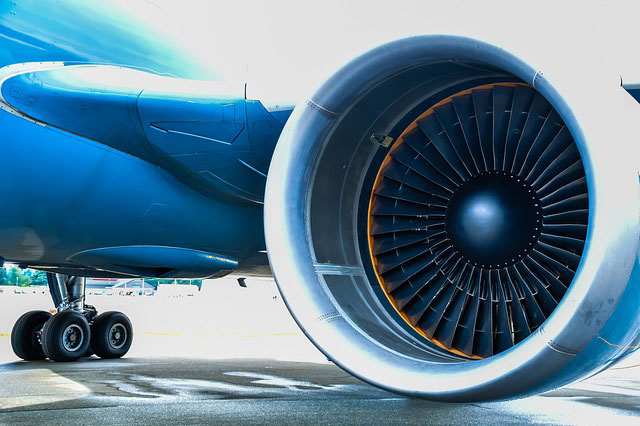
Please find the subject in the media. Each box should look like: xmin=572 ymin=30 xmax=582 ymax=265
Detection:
xmin=264 ymin=35 xmax=640 ymax=401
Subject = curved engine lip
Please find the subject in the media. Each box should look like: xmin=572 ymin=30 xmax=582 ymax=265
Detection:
xmin=265 ymin=34 xmax=640 ymax=400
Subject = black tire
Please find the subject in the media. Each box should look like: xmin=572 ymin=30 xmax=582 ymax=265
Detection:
xmin=41 ymin=311 xmax=91 ymax=362
xmin=11 ymin=310 xmax=52 ymax=361
xmin=92 ymin=311 xmax=133 ymax=359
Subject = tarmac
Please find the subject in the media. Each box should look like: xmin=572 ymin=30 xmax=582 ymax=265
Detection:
xmin=2 ymin=356 xmax=640 ymax=425
xmin=0 ymin=278 xmax=639 ymax=425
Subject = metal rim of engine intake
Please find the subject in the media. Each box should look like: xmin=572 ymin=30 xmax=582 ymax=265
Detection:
xmin=264 ymin=35 xmax=640 ymax=401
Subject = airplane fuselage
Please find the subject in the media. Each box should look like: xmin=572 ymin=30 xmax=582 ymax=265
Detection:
xmin=0 ymin=1 xmax=284 ymax=277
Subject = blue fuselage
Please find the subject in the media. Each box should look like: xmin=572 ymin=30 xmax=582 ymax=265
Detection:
xmin=0 ymin=1 xmax=287 ymax=277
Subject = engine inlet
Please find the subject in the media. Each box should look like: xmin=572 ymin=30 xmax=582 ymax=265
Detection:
xmin=367 ymin=83 xmax=588 ymax=358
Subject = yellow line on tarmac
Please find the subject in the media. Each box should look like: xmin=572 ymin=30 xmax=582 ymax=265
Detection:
xmin=142 ymin=331 xmax=300 ymax=338
xmin=143 ymin=331 xmax=184 ymax=337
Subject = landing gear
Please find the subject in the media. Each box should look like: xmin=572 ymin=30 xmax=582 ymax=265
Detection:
xmin=11 ymin=310 xmax=52 ymax=361
xmin=91 ymin=311 xmax=133 ymax=359
xmin=41 ymin=310 xmax=90 ymax=362
xmin=10 ymin=272 xmax=133 ymax=362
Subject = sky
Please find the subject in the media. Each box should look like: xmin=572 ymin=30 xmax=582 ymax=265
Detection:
xmin=120 ymin=0 xmax=640 ymax=103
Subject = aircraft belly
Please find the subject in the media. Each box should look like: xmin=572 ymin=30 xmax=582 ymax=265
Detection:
xmin=0 ymin=109 xmax=266 ymax=275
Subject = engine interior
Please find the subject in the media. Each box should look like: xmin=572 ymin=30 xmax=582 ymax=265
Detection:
xmin=306 ymin=59 xmax=590 ymax=362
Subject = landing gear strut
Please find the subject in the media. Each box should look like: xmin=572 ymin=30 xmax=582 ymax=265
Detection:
xmin=10 ymin=273 xmax=133 ymax=362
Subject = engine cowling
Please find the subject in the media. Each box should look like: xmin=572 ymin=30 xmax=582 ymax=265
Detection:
xmin=264 ymin=35 xmax=640 ymax=401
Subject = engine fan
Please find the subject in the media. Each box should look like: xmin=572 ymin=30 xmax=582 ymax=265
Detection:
xmin=368 ymin=82 xmax=587 ymax=359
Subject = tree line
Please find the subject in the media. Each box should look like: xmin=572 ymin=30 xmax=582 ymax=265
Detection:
xmin=0 ymin=267 xmax=48 ymax=287
xmin=0 ymin=267 xmax=203 ymax=288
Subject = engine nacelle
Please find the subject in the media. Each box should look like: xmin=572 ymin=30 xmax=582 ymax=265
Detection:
xmin=265 ymin=35 xmax=640 ymax=401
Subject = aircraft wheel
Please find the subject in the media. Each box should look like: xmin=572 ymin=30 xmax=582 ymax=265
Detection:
xmin=92 ymin=311 xmax=133 ymax=359
xmin=11 ymin=310 xmax=52 ymax=361
xmin=41 ymin=311 xmax=91 ymax=362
